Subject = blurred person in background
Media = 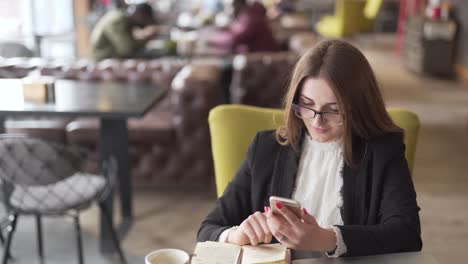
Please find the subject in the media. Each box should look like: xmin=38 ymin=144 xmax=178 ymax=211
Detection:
xmin=266 ymin=0 xmax=297 ymax=20
xmin=90 ymin=3 xmax=158 ymax=60
xmin=208 ymin=0 xmax=279 ymax=53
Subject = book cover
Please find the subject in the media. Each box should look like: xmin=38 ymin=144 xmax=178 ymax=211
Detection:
xmin=192 ymin=241 xmax=290 ymax=264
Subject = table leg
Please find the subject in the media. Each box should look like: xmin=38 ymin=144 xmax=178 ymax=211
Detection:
xmin=99 ymin=118 xmax=133 ymax=253
xmin=0 ymin=117 xmax=5 ymax=133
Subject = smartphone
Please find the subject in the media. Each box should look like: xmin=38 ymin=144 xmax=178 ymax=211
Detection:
xmin=269 ymin=196 xmax=302 ymax=218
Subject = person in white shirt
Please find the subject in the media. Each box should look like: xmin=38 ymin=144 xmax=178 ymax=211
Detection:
xmin=197 ymin=39 xmax=422 ymax=258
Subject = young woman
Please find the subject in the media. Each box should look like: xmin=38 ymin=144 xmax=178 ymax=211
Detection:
xmin=197 ymin=40 xmax=422 ymax=258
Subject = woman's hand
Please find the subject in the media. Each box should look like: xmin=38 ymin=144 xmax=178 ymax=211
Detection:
xmin=228 ymin=208 xmax=273 ymax=246
xmin=266 ymin=202 xmax=337 ymax=252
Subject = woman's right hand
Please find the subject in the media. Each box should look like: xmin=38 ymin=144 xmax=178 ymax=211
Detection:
xmin=227 ymin=207 xmax=272 ymax=246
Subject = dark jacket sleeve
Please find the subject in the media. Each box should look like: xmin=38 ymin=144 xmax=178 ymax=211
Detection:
xmin=338 ymin=138 xmax=423 ymax=256
xmin=196 ymin=134 xmax=259 ymax=241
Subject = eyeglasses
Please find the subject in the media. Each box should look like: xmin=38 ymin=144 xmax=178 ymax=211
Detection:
xmin=292 ymin=103 xmax=343 ymax=125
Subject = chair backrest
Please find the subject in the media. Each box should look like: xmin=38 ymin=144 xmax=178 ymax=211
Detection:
xmin=208 ymin=105 xmax=420 ymax=197
xmin=387 ymin=108 xmax=420 ymax=173
xmin=0 ymin=135 xmax=85 ymax=186
xmin=208 ymin=105 xmax=284 ymax=196
xmin=364 ymin=0 xmax=383 ymax=19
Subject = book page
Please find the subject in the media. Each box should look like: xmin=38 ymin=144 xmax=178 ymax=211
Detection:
xmin=241 ymin=244 xmax=288 ymax=264
xmin=192 ymin=241 xmax=241 ymax=264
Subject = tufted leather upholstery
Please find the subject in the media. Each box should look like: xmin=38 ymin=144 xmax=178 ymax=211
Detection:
xmin=64 ymin=62 xmax=223 ymax=186
xmin=66 ymin=112 xmax=176 ymax=184
xmin=2 ymin=58 xmax=224 ymax=186
xmin=0 ymin=57 xmax=43 ymax=78
xmin=4 ymin=58 xmax=186 ymax=143
xmin=169 ymin=63 xmax=224 ymax=184
xmin=2 ymin=54 xmax=302 ymax=186
xmin=229 ymin=52 xmax=298 ymax=108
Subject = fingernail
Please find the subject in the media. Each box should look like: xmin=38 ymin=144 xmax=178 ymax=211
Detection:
xmin=275 ymin=202 xmax=282 ymax=209
xmin=302 ymin=208 xmax=308 ymax=214
xmin=266 ymin=206 xmax=270 ymax=212
xmin=264 ymin=206 xmax=267 ymax=212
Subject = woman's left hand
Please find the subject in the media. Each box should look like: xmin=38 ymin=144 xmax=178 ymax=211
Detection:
xmin=266 ymin=202 xmax=337 ymax=252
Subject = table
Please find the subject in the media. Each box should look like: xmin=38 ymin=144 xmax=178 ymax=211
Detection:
xmin=293 ymin=252 xmax=438 ymax=264
xmin=0 ymin=78 xmax=166 ymax=253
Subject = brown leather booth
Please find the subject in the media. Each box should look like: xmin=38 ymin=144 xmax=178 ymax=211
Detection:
xmin=2 ymin=58 xmax=223 ymax=186
xmin=1 ymin=51 xmax=304 ymax=186
xmin=229 ymin=52 xmax=299 ymax=108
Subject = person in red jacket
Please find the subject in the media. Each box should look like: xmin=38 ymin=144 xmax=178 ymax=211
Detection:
xmin=208 ymin=0 xmax=279 ymax=53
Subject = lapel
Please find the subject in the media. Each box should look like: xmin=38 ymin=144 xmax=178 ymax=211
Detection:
xmin=342 ymin=135 xmax=369 ymax=225
xmin=269 ymin=133 xmax=370 ymax=225
xmin=342 ymin=164 xmax=356 ymax=224
xmin=270 ymin=141 xmax=301 ymax=199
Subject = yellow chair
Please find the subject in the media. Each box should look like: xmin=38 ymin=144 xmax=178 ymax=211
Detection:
xmin=209 ymin=104 xmax=420 ymax=197
xmin=208 ymin=105 xmax=284 ymax=197
xmin=316 ymin=0 xmax=383 ymax=38
xmin=387 ymin=108 xmax=420 ymax=174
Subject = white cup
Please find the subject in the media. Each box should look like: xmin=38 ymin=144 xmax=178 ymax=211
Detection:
xmin=145 ymin=248 xmax=190 ymax=264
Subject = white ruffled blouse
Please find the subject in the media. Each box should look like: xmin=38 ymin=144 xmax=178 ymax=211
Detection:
xmin=292 ymin=135 xmax=347 ymax=257
xmin=219 ymin=135 xmax=347 ymax=257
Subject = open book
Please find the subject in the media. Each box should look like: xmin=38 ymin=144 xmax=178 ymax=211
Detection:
xmin=192 ymin=241 xmax=290 ymax=264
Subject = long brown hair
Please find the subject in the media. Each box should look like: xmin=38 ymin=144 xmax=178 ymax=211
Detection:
xmin=276 ymin=40 xmax=402 ymax=166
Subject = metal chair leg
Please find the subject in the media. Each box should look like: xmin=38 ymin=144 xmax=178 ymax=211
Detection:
xmin=2 ymin=214 xmax=18 ymax=264
xmin=35 ymin=215 xmax=44 ymax=263
xmin=99 ymin=203 xmax=127 ymax=264
xmin=0 ymin=223 xmax=13 ymax=261
xmin=73 ymin=215 xmax=84 ymax=264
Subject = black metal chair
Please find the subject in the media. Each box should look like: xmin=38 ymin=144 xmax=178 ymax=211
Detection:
xmin=0 ymin=134 xmax=127 ymax=264
xmin=0 ymin=198 xmax=14 ymax=262
xmin=0 ymin=201 xmax=7 ymax=246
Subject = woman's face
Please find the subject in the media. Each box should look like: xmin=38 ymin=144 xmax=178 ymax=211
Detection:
xmin=296 ymin=77 xmax=344 ymax=142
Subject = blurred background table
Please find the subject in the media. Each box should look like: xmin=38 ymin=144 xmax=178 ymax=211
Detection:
xmin=0 ymin=78 xmax=166 ymax=253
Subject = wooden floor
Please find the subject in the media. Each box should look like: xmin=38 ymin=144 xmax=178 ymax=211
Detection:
xmin=6 ymin=34 xmax=468 ymax=263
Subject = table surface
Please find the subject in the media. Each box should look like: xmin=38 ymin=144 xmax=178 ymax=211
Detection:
xmin=0 ymin=79 xmax=165 ymax=118
xmin=293 ymin=252 xmax=438 ymax=264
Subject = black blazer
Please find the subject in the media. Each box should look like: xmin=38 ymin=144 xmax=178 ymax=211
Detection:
xmin=197 ymin=130 xmax=422 ymax=257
